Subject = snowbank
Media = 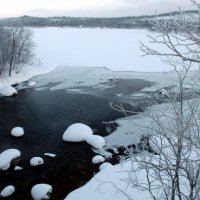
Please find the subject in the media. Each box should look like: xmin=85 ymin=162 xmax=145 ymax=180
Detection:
xmin=63 ymin=123 xmax=93 ymax=142
xmin=92 ymin=155 xmax=105 ymax=164
xmin=0 ymin=64 xmax=55 ymax=96
xmin=11 ymin=127 xmax=24 ymax=137
xmin=31 ymin=184 xmax=52 ymax=200
xmin=86 ymin=135 xmax=105 ymax=149
xmin=30 ymin=157 xmax=44 ymax=167
xmin=0 ymin=85 xmax=17 ymax=96
xmin=0 ymin=149 xmax=21 ymax=170
xmin=0 ymin=185 xmax=15 ymax=197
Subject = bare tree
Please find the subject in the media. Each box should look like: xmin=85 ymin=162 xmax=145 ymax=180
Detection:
xmin=0 ymin=26 xmax=35 ymax=77
xmin=110 ymin=1 xmax=200 ymax=199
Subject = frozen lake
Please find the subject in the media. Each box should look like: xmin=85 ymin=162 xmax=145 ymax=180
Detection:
xmin=33 ymin=28 xmax=171 ymax=72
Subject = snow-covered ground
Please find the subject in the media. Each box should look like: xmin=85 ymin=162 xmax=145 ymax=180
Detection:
xmin=33 ymin=28 xmax=172 ymax=72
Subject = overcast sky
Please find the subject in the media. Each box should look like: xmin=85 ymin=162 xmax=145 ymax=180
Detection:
xmin=0 ymin=0 xmax=195 ymax=18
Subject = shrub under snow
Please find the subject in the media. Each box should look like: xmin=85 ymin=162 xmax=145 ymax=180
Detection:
xmin=11 ymin=127 xmax=24 ymax=137
xmin=63 ymin=123 xmax=93 ymax=142
xmin=92 ymin=155 xmax=105 ymax=164
xmin=86 ymin=135 xmax=105 ymax=149
xmin=0 ymin=149 xmax=21 ymax=170
xmin=30 ymin=157 xmax=44 ymax=167
xmin=31 ymin=184 xmax=52 ymax=200
xmin=0 ymin=85 xmax=17 ymax=97
xmin=0 ymin=185 xmax=15 ymax=197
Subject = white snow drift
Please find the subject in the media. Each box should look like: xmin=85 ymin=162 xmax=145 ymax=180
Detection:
xmin=0 ymin=149 xmax=21 ymax=170
xmin=63 ymin=123 xmax=93 ymax=142
xmin=30 ymin=157 xmax=44 ymax=167
xmin=31 ymin=184 xmax=52 ymax=200
xmin=11 ymin=127 xmax=24 ymax=137
xmin=92 ymin=155 xmax=105 ymax=164
xmin=0 ymin=85 xmax=17 ymax=97
xmin=0 ymin=185 xmax=15 ymax=197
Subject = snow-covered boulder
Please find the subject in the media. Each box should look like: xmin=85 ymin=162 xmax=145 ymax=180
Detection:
xmin=0 ymin=85 xmax=17 ymax=97
xmin=99 ymin=162 xmax=112 ymax=171
xmin=92 ymin=155 xmax=105 ymax=164
xmin=30 ymin=157 xmax=44 ymax=167
xmin=63 ymin=123 xmax=93 ymax=142
xmin=0 ymin=149 xmax=21 ymax=170
xmin=31 ymin=184 xmax=52 ymax=200
xmin=0 ymin=185 xmax=15 ymax=197
xmin=11 ymin=127 xmax=24 ymax=137
xmin=86 ymin=135 xmax=105 ymax=149
xmin=28 ymin=81 xmax=37 ymax=87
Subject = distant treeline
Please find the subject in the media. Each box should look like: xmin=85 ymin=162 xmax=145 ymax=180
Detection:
xmin=0 ymin=10 xmax=198 ymax=29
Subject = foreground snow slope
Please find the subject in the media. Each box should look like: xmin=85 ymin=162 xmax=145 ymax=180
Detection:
xmin=65 ymin=160 xmax=150 ymax=200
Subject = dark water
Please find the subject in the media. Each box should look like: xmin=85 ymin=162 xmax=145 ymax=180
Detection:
xmin=0 ymin=88 xmax=135 ymax=200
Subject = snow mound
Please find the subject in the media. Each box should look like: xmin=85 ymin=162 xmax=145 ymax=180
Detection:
xmin=63 ymin=123 xmax=93 ymax=142
xmin=92 ymin=155 xmax=105 ymax=164
xmin=30 ymin=157 xmax=44 ymax=166
xmin=0 ymin=85 xmax=17 ymax=96
xmin=44 ymin=153 xmax=56 ymax=158
xmin=11 ymin=127 xmax=24 ymax=137
xmin=99 ymin=162 xmax=113 ymax=171
xmin=0 ymin=149 xmax=21 ymax=170
xmin=86 ymin=135 xmax=105 ymax=149
xmin=31 ymin=184 xmax=52 ymax=200
xmin=0 ymin=185 xmax=15 ymax=197
xmin=28 ymin=81 xmax=37 ymax=87
xmin=14 ymin=166 xmax=23 ymax=170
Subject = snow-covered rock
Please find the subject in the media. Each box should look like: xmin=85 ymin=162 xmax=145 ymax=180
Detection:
xmin=11 ymin=127 xmax=24 ymax=137
xmin=86 ymin=135 xmax=105 ymax=149
xmin=30 ymin=157 xmax=44 ymax=167
xmin=31 ymin=184 xmax=52 ymax=200
xmin=63 ymin=123 xmax=93 ymax=142
xmin=28 ymin=81 xmax=37 ymax=87
xmin=44 ymin=153 xmax=56 ymax=158
xmin=0 ymin=85 xmax=17 ymax=97
xmin=92 ymin=155 xmax=105 ymax=164
xmin=99 ymin=162 xmax=113 ymax=171
xmin=0 ymin=185 xmax=15 ymax=197
xmin=0 ymin=149 xmax=21 ymax=170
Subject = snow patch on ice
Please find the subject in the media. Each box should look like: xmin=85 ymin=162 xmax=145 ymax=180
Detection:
xmin=28 ymin=81 xmax=37 ymax=87
xmin=44 ymin=153 xmax=56 ymax=158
